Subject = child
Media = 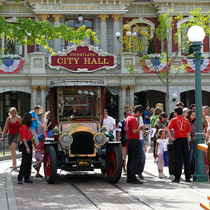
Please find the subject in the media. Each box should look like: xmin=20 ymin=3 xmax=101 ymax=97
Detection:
xmin=44 ymin=111 xmax=53 ymax=138
xmin=33 ymin=134 xmax=45 ymax=178
xmin=155 ymin=129 xmax=167 ymax=178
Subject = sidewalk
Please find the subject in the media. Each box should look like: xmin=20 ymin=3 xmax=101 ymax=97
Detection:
xmin=0 ymin=151 xmax=210 ymax=210
xmin=0 ymin=160 xmax=18 ymax=210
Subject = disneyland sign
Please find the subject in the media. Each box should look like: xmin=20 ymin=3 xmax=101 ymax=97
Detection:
xmin=49 ymin=43 xmax=117 ymax=72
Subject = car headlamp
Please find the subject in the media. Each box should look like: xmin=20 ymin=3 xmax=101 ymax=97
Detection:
xmin=60 ymin=133 xmax=73 ymax=148
xmin=94 ymin=133 xmax=107 ymax=146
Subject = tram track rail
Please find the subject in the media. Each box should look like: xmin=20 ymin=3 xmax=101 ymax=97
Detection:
xmin=60 ymin=171 xmax=157 ymax=210
xmin=61 ymin=173 xmax=100 ymax=210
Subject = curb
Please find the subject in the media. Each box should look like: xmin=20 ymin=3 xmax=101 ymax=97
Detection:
xmin=0 ymin=153 xmax=21 ymax=161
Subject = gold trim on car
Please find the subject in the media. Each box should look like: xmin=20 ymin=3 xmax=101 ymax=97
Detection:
xmin=94 ymin=133 xmax=107 ymax=146
xmin=68 ymin=124 xmax=96 ymax=157
xmin=60 ymin=133 xmax=73 ymax=148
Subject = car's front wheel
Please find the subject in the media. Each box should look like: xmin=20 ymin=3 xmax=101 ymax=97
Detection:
xmin=106 ymin=146 xmax=122 ymax=183
xmin=44 ymin=146 xmax=57 ymax=184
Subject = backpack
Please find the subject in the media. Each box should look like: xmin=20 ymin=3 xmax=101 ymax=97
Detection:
xmin=119 ymin=120 xmax=127 ymax=147
xmin=151 ymin=115 xmax=159 ymax=128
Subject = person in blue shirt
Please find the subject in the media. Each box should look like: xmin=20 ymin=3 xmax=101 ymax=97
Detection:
xmin=30 ymin=105 xmax=44 ymax=145
xmin=143 ymin=105 xmax=151 ymax=126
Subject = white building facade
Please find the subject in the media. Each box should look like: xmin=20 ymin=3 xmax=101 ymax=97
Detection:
xmin=0 ymin=0 xmax=210 ymax=125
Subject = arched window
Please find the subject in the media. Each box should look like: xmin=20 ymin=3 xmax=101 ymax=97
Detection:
xmin=177 ymin=17 xmax=195 ymax=56
xmin=181 ymin=23 xmax=190 ymax=55
xmin=132 ymin=23 xmax=149 ymax=56
xmin=1 ymin=18 xmax=24 ymax=57
xmin=123 ymin=18 xmax=155 ymax=56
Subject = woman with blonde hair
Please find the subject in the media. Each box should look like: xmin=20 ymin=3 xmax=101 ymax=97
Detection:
xmin=43 ymin=111 xmax=53 ymax=138
xmin=1 ymin=107 xmax=22 ymax=168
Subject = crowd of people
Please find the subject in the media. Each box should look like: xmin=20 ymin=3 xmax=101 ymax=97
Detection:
xmin=0 ymin=105 xmax=52 ymax=184
xmin=1 ymin=101 xmax=210 ymax=185
xmin=110 ymin=102 xmax=210 ymax=184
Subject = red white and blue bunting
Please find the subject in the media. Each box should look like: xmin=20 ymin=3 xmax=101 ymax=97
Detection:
xmin=140 ymin=59 xmax=172 ymax=74
xmin=182 ymin=59 xmax=210 ymax=73
xmin=0 ymin=59 xmax=25 ymax=74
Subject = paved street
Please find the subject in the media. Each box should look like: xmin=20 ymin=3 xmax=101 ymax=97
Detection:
xmin=0 ymin=151 xmax=210 ymax=210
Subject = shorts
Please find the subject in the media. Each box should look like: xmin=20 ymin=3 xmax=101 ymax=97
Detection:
xmin=158 ymin=153 xmax=164 ymax=170
xmin=8 ymin=133 xmax=19 ymax=146
xmin=121 ymin=145 xmax=127 ymax=160
xmin=48 ymin=130 xmax=53 ymax=137
xmin=35 ymin=152 xmax=43 ymax=161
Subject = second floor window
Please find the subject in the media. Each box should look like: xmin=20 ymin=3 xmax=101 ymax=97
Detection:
xmin=65 ymin=19 xmax=93 ymax=47
xmin=4 ymin=39 xmax=24 ymax=57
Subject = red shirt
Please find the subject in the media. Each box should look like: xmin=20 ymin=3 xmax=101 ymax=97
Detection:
xmin=168 ymin=115 xmax=191 ymax=139
xmin=19 ymin=124 xmax=32 ymax=141
xmin=8 ymin=121 xmax=20 ymax=135
xmin=36 ymin=141 xmax=44 ymax=153
xmin=125 ymin=115 xmax=140 ymax=140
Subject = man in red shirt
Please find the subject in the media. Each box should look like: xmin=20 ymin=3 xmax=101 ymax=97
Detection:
xmin=168 ymin=107 xmax=191 ymax=183
xmin=125 ymin=105 xmax=146 ymax=184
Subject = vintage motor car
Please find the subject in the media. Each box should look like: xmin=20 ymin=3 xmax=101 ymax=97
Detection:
xmin=44 ymin=79 xmax=122 ymax=184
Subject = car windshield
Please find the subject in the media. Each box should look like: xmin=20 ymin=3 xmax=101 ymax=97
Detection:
xmin=58 ymin=87 xmax=100 ymax=121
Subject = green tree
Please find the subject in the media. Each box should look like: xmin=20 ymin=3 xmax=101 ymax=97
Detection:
xmin=0 ymin=12 xmax=99 ymax=55
xmin=153 ymin=8 xmax=210 ymax=113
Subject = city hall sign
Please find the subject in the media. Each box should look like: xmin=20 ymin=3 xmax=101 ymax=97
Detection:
xmin=49 ymin=43 xmax=117 ymax=73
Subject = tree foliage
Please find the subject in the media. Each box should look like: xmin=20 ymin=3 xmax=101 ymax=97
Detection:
xmin=0 ymin=16 xmax=99 ymax=55
xmin=120 ymin=23 xmax=151 ymax=55
xmin=121 ymin=8 xmax=210 ymax=113
xmin=154 ymin=8 xmax=210 ymax=113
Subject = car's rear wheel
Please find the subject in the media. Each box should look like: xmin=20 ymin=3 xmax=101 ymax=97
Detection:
xmin=106 ymin=146 xmax=122 ymax=183
xmin=44 ymin=146 xmax=57 ymax=184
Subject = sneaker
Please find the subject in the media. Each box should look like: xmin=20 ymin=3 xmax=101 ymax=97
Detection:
xmin=186 ymin=179 xmax=191 ymax=183
xmin=24 ymin=179 xmax=33 ymax=183
xmin=36 ymin=174 xmax=43 ymax=178
xmin=158 ymin=173 xmax=167 ymax=179
xmin=123 ymin=169 xmax=127 ymax=175
xmin=138 ymin=174 xmax=144 ymax=179
xmin=18 ymin=180 xmax=22 ymax=184
xmin=168 ymin=175 xmax=175 ymax=180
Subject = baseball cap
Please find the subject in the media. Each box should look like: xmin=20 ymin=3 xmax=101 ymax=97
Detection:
xmin=38 ymin=134 xmax=44 ymax=142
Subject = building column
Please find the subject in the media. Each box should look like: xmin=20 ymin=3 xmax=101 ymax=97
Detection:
xmin=31 ymin=86 xmax=38 ymax=109
xmin=52 ymin=14 xmax=63 ymax=53
xmin=39 ymin=14 xmax=50 ymax=22
xmin=40 ymin=86 xmax=46 ymax=111
xmin=111 ymin=14 xmax=122 ymax=55
xmin=129 ymin=86 xmax=135 ymax=107
xmin=98 ymin=15 xmax=109 ymax=52
xmin=39 ymin=14 xmax=50 ymax=53
xmin=121 ymin=86 xmax=127 ymax=112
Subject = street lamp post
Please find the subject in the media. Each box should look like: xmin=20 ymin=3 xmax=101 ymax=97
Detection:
xmin=187 ymin=25 xmax=208 ymax=182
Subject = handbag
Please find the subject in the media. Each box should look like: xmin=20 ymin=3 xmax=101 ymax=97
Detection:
xmin=163 ymin=150 xmax=169 ymax=166
xmin=120 ymin=135 xmax=127 ymax=147
xmin=18 ymin=142 xmax=23 ymax=152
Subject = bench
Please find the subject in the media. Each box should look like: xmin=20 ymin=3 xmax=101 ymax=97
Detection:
xmin=200 ymin=196 xmax=210 ymax=210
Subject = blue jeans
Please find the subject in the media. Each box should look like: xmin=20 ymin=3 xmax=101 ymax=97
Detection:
xmin=189 ymin=140 xmax=195 ymax=175
xmin=138 ymin=139 xmax=146 ymax=175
